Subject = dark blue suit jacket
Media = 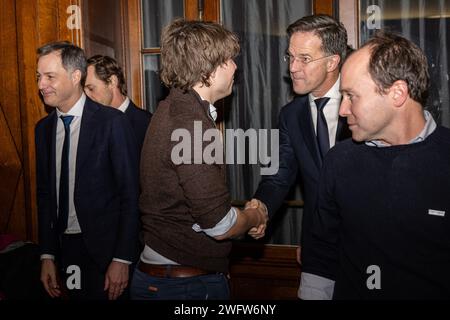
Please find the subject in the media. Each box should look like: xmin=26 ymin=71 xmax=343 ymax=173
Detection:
xmin=254 ymin=95 xmax=350 ymax=246
xmin=35 ymin=97 xmax=140 ymax=271
xmin=124 ymin=100 xmax=152 ymax=153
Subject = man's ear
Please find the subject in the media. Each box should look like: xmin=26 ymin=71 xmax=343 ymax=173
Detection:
xmin=207 ymin=69 xmax=217 ymax=87
xmin=209 ymin=68 xmax=217 ymax=80
xmin=327 ymin=54 xmax=341 ymax=72
xmin=389 ymin=80 xmax=408 ymax=108
xmin=108 ymin=75 xmax=119 ymax=88
xmin=71 ymin=69 xmax=82 ymax=85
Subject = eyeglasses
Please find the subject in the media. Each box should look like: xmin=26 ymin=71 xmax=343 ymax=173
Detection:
xmin=283 ymin=54 xmax=335 ymax=65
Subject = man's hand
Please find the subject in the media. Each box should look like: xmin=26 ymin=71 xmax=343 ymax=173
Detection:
xmin=104 ymin=261 xmax=129 ymax=300
xmin=245 ymin=198 xmax=268 ymax=239
xmin=213 ymin=205 xmax=268 ymax=241
xmin=296 ymin=246 xmax=301 ymax=265
xmin=40 ymin=259 xmax=61 ymax=298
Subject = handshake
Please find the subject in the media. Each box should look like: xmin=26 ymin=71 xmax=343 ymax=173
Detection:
xmin=242 ymin=199 xmax=269 ymax=240
xmin=212 ymin=199 xmax=268 ymax=241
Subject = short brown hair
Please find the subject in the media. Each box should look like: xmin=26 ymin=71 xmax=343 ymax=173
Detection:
xmin=86 ymin=55 xmax=127 ymax=96
xmin=287 ymin=14 xmax=349 ymax=68
xmin=363 ymin=32 xmax=429 ymax=105
xmin=160 ymin=19 xmax=240 ymax=90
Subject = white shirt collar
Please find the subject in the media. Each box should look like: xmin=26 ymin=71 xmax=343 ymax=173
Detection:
xmin=309 ymin=75 xmax=341 ymax=102
xmin=366 ymin=110 xmax=437 ymax=147
xmin=56 ymin=93 xmax=86 ymax=117
xmin=118 ymin=97 xmax=130 ymax=113
xmin=209 ymin=104 xmax=217 ymax=122
xmin=199 ymin=95 xmax=217 ymax=122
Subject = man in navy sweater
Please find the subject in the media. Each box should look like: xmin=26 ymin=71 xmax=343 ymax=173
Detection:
xmin=300 ymin=32 xmax=450 ymax=299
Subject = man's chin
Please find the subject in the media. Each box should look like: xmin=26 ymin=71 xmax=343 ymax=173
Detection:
xmin=292 ymin=85 xmax=309 ymax=96
xmin=350 ymin=133 xmax=365 ymax=142
xmin=42 ymin=98 xmax=57 ymax=107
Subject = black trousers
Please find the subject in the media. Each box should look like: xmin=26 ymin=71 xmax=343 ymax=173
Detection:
xmin=59 ymin=234 xmax=108 ymax=300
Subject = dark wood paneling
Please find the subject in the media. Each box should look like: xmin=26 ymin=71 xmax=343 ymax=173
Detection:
xmin=0 ymin=0 xmax=81 ymax=241
xmin=0 ymin=0 xmax=26 ymax=238
xmin=185 ymin=0 xmax=199 ymax=20
xmin=123 ymin=0 xmax=143 ymax=107
xmin=184 ymin=0 xmax=219 ymax=21
xmin=0 ymin=0 xmax=22 ymax=153
xmin=314 ymin=0 xmax=334 ymax=16
xmin=229 ymin=243 xmax=301 ymax=300
xmin=203 ymin=0 xmax=219 ymax=22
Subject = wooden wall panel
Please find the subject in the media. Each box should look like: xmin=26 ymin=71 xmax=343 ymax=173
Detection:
xmin=184 ymin=0 xmax=199 ymax=20
xmin=16 ymin=0 xmax=45 ymax=241
xmin=185 ymin=0 xmax=219 ymax=22
xmin=0 ymin=0 xmax=26 ymax=238
xmin=203 ymin=0 xmax=219 ymax=22
xmin=7 ymin=175 xmax=27 ymax=239
xmin=123 ymin=0 xmax=143 ymax=107
xmin=0 ymin=0 xmax=82 ymax=241
xmin=0 ymin=0 xmax=22 ymax=152
xmin=314 ymin=0 xmax=334 ymax=16
xmin=229 ymin=243 xmax=301 ymax=300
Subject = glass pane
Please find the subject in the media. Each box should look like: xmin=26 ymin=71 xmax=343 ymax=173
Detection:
xmin=221 ymin=0 xmax=312 ymax=245
xmin=143 ymin=54 xmax=169 ymax=113
xmin=359 ymin=0 xmax=450 ymax=127
xmin=141 ymin=0 xmax=184 ymax=48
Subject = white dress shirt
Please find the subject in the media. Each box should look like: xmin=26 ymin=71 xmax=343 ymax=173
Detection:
xmin=117 ymin=97 xmax=130 ymax=113
xmin=40 ymin=94 xmax=85 ymax=261
xmin=309 ymin=75 xmax=341 ymax=148
xmin=55 ymin=94 xmax=85 ymax=234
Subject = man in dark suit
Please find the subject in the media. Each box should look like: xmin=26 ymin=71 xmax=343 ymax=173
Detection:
xmin=85 ymin=55 xmax=152 ymax=151
xmin=247 ymin=15 xmax=351 ymax=296
xmin=36 ymin=42 xmax=139 ymax=300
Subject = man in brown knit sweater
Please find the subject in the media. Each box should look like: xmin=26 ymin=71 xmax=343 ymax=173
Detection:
xmin=130 ymin=19 xmax=267 ymax=300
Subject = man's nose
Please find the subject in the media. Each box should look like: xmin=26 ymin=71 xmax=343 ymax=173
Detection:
xmin=289 ymin=59 xmax=304 ymax=73
xmin=339 ymin=98 xmax=351 ymax=117
xmin=37 ymin=77 xmax=46 ymax=90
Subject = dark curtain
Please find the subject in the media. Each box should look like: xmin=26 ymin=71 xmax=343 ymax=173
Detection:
xmin=141 ymin=0 xmax=184 ymax=48
xmin=221 ymin=0 xmax=312 ymax=244
xmin=360 ymin=0 xmax=450 ymax=127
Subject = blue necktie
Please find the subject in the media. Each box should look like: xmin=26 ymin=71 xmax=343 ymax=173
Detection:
xmin=315 ymin=97 xmax=330 ymax=159
xmin=57 ymin=115 xmax=74 ymax=234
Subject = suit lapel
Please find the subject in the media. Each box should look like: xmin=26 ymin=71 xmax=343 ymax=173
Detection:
xmin=75 ymin=98 xmax=98 ymax=181
xmin=48 ymin=112 xmax=58 ymax=218
xmin=297 ymin=96 xmax=322 ymax=168
xmin=125 ymin=100 xmax=133 ymax=114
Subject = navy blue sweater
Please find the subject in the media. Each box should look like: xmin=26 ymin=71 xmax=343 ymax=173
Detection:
xmin=303 ymin=126 xmax=450 ymax=299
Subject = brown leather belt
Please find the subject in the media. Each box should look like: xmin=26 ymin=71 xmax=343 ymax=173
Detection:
xmin=137 ymin=261 xmax=214 ymax=278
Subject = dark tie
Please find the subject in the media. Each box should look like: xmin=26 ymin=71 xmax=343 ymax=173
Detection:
xmin=315 ymin=97 xmax=330 ymax=159
xmin=57 ymin=115 xmax=74 ymax=234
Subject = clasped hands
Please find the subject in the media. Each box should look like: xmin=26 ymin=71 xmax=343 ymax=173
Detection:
xmin=243 ymin=198 xmax=268 ymax=240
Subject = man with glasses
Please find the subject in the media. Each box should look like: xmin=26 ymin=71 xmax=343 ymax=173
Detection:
xmin=247 ymin=14 xmax=351 ymax=298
